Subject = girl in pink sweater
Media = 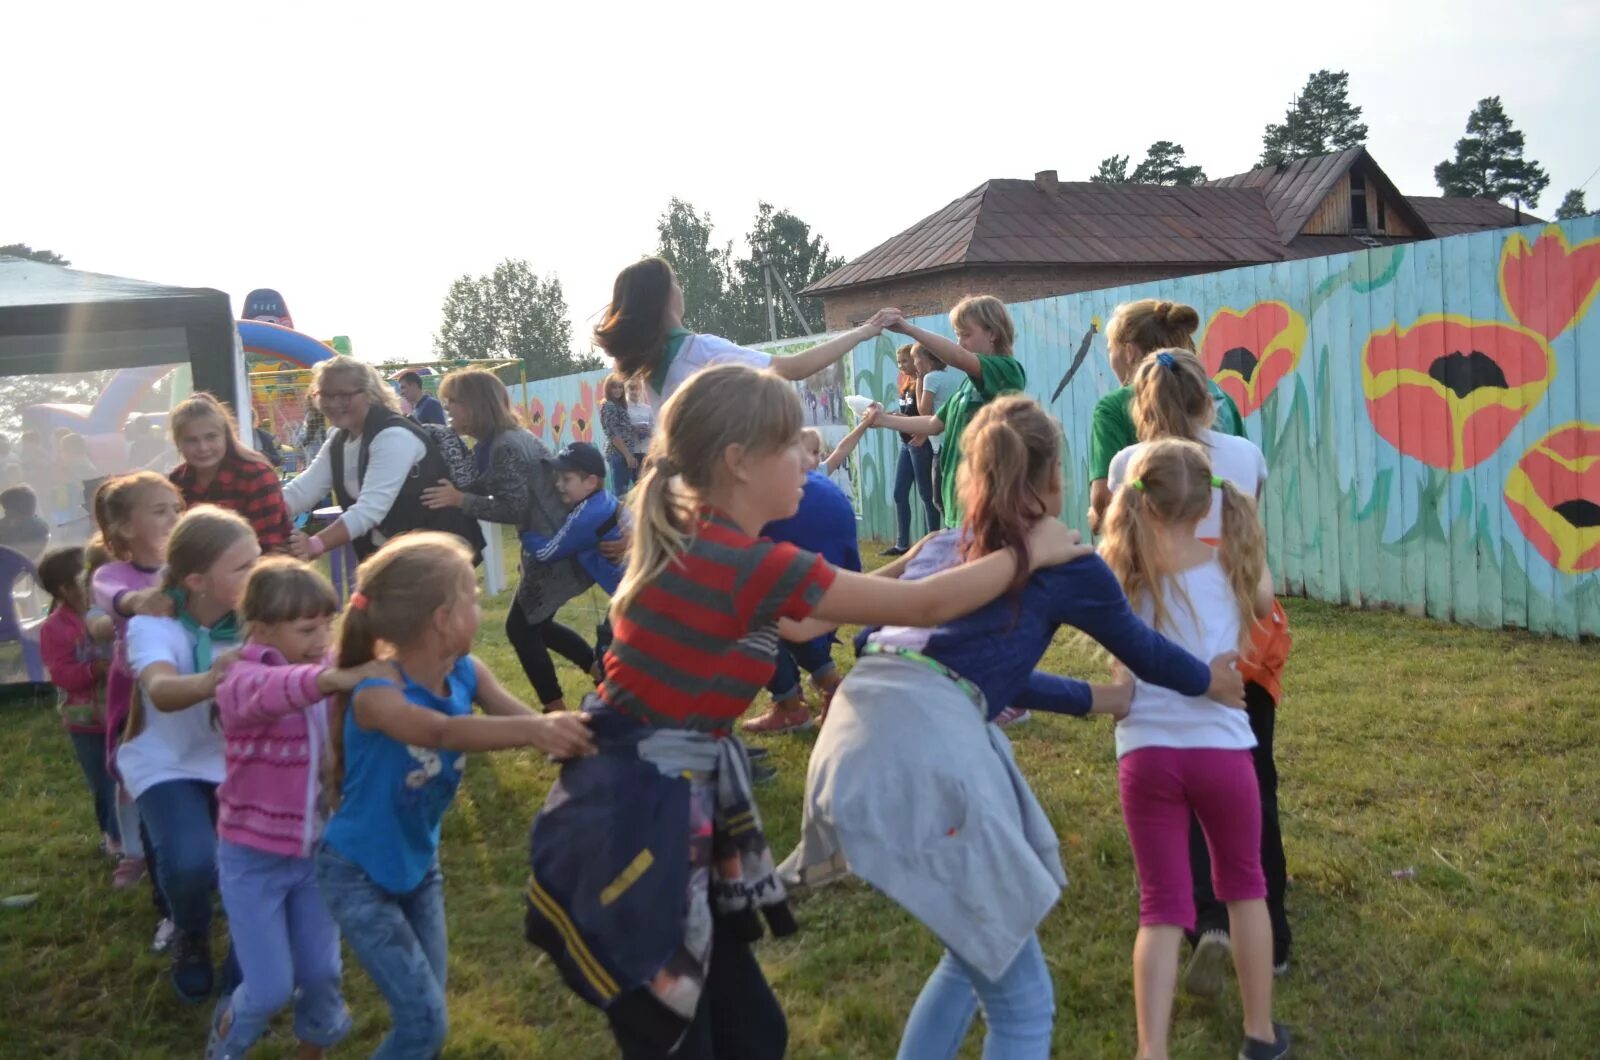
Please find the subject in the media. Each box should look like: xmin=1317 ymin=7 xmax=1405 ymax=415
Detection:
xmin=208 ymin=557 xmax=383 ymax=1060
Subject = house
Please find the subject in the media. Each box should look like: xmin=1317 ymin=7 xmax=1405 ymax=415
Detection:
xmin=803 ymin=148 xmax=1541 ymax=330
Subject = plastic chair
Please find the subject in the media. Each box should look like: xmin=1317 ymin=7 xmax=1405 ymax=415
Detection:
xmin=0 ymin=546 xmax=45 ymax=682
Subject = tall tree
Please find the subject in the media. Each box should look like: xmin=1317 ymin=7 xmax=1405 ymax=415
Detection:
xmin=726 ymin=203 xmax=846 ymax=342
xmin=1259 ymin=69 xmax=1368 ymax=166
xmin=1554 ymin=189 xmax=1589 ymax=220
xmin=1434 ymin=97 xmax=1550 ymax=210
xmin=1 ymin=243 xmax=71 ymax=265
xmin=1090 ymin=154 xmax=1130 ymax=184
xmin=655 ymin=198 xmax=736 ymax=335
xmin=1130 ymin=141 xmax=1206 ymax=186
xmin=433 ymin=259 xmax=599 ymax=380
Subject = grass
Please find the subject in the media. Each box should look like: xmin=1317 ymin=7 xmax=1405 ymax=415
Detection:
xmin=2 ymin=540 xmax=1598 ymax=1058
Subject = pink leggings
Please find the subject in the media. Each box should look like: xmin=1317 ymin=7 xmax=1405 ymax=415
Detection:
xmin=1119 ymin=747 xmax=1265 ymax=929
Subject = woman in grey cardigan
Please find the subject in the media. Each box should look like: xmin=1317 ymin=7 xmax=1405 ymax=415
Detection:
xmin=421 ymin=368 xmax=596 ymax=712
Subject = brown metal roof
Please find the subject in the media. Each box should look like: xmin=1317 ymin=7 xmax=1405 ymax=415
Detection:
xmin=1405 ymin=196 xmax=1542 ymax=235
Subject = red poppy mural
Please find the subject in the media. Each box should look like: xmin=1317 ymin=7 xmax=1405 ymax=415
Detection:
xmin=527 ymin=397 xmax=547 ymax=439
xmin=1498 ymin=226 xmax=1600 ymax=341
xmin=1199 ymin=302 xmax=1306 ymax=417
xmin=571 ymin=381 xmax=595 ymax=444
xmin=1505 ymin=422 xmax=1600 ymax=574
xmin=1362 ymin=314 xmax=1554 ymax=472
xmin=550 ymin=402 xmax=568 ymax=445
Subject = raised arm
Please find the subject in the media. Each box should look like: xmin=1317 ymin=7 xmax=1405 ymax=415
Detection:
xmin=824 ymin=407 xmax=879 ymax=475
xmin=768 ymin=323 xmax=881 ymax=382
xmin=880 ymin=312 xmax=981 ymax=379
xmin=871 ymin=411 xmax=944 ymax=438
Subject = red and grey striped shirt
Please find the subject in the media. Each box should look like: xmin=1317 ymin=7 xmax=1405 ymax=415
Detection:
xmin=170 ymin=450 xmax=294 ymax=552
xmin=601 ymin=511 xmax=835 ymax=731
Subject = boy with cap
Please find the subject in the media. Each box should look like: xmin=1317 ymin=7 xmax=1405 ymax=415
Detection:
xmin=520 ymin=441 xmax=624 ymax=595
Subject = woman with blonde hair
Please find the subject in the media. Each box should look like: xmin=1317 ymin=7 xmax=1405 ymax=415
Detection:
xmin=282 ymin=356 xmax=481 ymax=562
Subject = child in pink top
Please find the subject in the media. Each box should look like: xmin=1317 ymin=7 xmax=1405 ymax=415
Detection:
xmin=207 ymin=557 xmax=382 ymax=1060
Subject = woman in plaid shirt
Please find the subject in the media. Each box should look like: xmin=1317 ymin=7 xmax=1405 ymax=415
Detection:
xmin=167 ymin=394 xmax=293 ymax=552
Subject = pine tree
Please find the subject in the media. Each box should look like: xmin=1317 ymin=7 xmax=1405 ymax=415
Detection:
xmin=1260 ymin=70 xmax=1368 ymax=166
xmin=1090 ymin=154 xmax=1130 ymax=183
xmin=1434 ymin=97 xmax=1550 ymax=210
xmin=1553 ymin=189 xmax=1587 ymax=220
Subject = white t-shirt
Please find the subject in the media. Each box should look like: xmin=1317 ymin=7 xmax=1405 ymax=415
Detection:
xmin=117 ymin=615 xmax=232 ymax=797
xmin=1114 ymin=558 xmax=1257 ymax=759
xmin=282 ymin=425 xmax=428 ymax=540
xmin=1108 ymin=429 xmax=1268 ymax=541
xmin=919 ymin=369 xmax=959 ymax=452
xmin=654 ymin=334 xmax=773 ymax=404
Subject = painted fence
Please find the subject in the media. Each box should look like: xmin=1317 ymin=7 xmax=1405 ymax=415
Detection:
xmin=515 ymin=216 xmax=1600 ymax=638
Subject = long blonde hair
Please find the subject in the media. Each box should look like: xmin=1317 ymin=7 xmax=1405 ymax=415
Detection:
xmin=958 ymin=395 xmax=1060 ymax=595
xmin=949 ymin=295 xmax=1016 ymax=357
xmin=1100 ymin=439 xmax=1263 ymax=650
xmin=169 ymin=392 xmax=270 ymax=468
xmin=613 ymin=364 xmax=803 ymax=616
xmin=1105 ymin=299 xmax=1202 ymax=382
xmin=311 ymin=356 xmax=400 ymax=413
xmin=1130 ymin=349 xmax=1215 ymax=444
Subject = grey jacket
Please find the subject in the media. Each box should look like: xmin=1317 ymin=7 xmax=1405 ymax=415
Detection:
xmin=461 ymin=428 xmax=591 ymax=623
xmin=779 ymin=653 xmax=1066 ymax=981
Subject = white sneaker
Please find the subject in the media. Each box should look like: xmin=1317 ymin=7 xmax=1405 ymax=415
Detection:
xmin=1183 ymin=929 xmax=1232 ymax=998
xmin=151 ymin=918 xmax=177 ymax=954
xmin=994 ymin=707 xmax=1032 ymax=727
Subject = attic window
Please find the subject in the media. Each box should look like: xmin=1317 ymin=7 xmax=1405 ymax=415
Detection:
xmin=1376 ymin=196 xmax=1387 ymax=232
xmin=1351 ymin=178 xmax=1369 ymax=231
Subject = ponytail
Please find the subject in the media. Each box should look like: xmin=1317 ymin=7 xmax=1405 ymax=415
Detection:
xmin=325 ymin=601 xmax=379 ymax=812
xmin=958 ymin=395 xmax=1062 ymax=596
xmin=1216 ymin=480 xmax=1267 ymax=649
xmin=613 ymin=458 xmax=690 ymax=616
xmin=1101 ymin=483 xmax=1186 ymax=635
xmin=1130 ymin=349 xmax=1214 ymax=444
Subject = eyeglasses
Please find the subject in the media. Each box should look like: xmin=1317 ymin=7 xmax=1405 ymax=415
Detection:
xmin=319 ymin=390 xmax=364 ymax=405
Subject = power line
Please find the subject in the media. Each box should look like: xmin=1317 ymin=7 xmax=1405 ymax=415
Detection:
xmin=1577 ymin=159 xmax=1600 ymax=193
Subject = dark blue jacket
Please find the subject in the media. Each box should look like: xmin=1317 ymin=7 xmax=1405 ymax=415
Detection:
xmin=520 ymin=489 xmax=624 ymax=594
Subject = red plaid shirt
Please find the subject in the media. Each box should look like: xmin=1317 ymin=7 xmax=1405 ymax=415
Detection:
xmin=170 ymin=451 xmax=293 ymax=552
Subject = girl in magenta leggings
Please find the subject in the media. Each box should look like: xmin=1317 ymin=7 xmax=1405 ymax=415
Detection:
xmin=1100 ymin=439 xmax=1290 ymax=1060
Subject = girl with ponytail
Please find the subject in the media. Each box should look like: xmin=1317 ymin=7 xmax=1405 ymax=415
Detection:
xmin=1099 ymin=440 xmax=1288 ymax=1060
xmin=314 ymin=533 xmax=593 ymax=1060
xmin=785 ymin=395 xmax=1247 ymax=1060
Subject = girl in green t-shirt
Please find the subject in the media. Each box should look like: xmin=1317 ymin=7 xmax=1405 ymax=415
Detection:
xmin=867 ymin=295 xmax=1027 ymax=529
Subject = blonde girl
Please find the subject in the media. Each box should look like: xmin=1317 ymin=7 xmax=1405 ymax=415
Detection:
xmin=523 ymin=366 xmax=1087 ymax=1060
xmin=865 ymin=295 xmax=1027 ymax=528
xmin=167 ymin=392 xmax=293 ymax=552
xmin=313 ymin=533 xmax=594 ymax=1060
xmin=1100 ymin=440 xmax=1287 ymax=1060
xmin=124 ymin=505 xmax=261 ymax=1003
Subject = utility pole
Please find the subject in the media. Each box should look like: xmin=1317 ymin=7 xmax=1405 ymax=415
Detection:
xmin=756 ymin=252 xmax=816 ymax=341
xmin=761 ymin=256 xmax=779 ymax=343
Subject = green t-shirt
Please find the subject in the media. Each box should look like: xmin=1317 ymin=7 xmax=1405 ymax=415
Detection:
xmin=1089 ymin=380 xmax=1247 ymax=482
xmin=936 ymin=355 xmax=1028 ymax=528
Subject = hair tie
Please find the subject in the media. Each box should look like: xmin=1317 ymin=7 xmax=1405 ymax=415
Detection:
xmin=349 ymin=591 xmax=369 ymax=611
xmin=1211 ymin=475 xmax=1224 ymax=489
xmin=1156 ymin=352 xmax=1177 ymax=370
xmin=1129 ymin=480 xmax=1145 ymax=491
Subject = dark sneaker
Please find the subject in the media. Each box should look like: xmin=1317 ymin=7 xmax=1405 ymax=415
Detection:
xmin=170 ymin=930 xmax=214 ymax=1003
xmin=1183 ymin=929 xmax=1232 ymax=998
xmin=745 ymin=746 xmax=770 ymax=761
xmin=1239 ymin=1022 xmax=1290 ymax=1060
xmin=751 ymin=762 xmax=779 ymax=785
xmin=880 ymin=545 xmax=908 ymax=557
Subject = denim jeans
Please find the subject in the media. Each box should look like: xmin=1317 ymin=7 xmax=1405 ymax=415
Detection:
xmin=137 ymin=780 xmax=222 ymax=938
xmin=315 ymin=843 xmax=449 ymax=1060
xmin=765 ymin=636 xmax=837 ymax=699
xmin=215 ymin=841 xmax=349 ymax=1057
xmin=609 ymin=449 xmax=638 ymax=495
xmin=68 ymin=730 xmax=119 ymax=842
xmin=897 ymin=933 xmax=1055 ymax=1060
xmin=894 ymin=442 xmax=939 ymax=548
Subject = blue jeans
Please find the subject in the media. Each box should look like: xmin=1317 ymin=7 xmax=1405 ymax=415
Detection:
xmin=215 ymin=841 xmax=349 ymax=1057
xmin=68 ymin=730 xmax=119 ymax=842
xmin=894 ymin=442 xmax=939 ymax=548
xmin=138 ymin=780 xmax=222 ymax=937
xmin=316 ymin=843 xmax=449 ymax=1060
xmin=897 ymin=933 xmax=1055 ymax=1060
xmin=609 ymin=449 xmax=638 ymax=495
xmin=766 ymin=636 xmax=837 ymax=699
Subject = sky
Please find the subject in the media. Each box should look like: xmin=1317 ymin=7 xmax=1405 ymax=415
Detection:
xmin=10 ymin=0 xmax=1598 ymax=360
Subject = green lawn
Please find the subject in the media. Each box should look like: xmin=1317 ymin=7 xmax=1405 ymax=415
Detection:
xmin=2 ymin=543 xmax=1598 ymax=1058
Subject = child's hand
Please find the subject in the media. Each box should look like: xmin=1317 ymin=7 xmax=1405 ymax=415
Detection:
xmin=1089 ymin=674 xmax=1133 ymax=722
xmin=597 ymin=525 xmax=630 ymax=562
xmin=1026 ymin=519 xmax=1092 ymax=570
xmin=91 ymin=659 xmax=111 ymax=679
xmin=527 ymin=711 xmax=596 ymax=760
xmin=1206 ymin=652 xmax=1246 ymax=709
xmin=87 ymin=614 xmax=115 ymax=641
xmin=322 ymin=660 xmax=397 ymax=694
xmin=125 ymin=588 xmax=176 ymax=618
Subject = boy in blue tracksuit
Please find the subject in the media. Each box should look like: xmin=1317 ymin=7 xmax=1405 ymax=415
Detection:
xmin=520 ymin=443 xmax=624 ymax=661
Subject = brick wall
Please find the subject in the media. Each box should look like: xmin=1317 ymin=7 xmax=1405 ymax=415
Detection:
xmin=817 ymin=263 xmax=1228 ymax=331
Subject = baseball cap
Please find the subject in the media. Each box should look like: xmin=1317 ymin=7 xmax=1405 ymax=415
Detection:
xmin=554 ymin=441 xmax=607 ymax=479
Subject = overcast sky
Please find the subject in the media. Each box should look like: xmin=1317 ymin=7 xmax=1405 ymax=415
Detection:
xmin=10 ymin=0 xmax=1597 ymax=359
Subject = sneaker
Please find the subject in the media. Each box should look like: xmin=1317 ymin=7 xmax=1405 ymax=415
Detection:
xmin=1183 ymin=929 xmax=1232 ymax=998
xmin=745 ymin=746 xmax=770 ymax=761
xmin=880 ymin=545 xmax=909 ymax=557
xmin=112 ymin=856 xmax=147 ymax=890
xmin=1239 ymin=1022 xmax=1291 ymax=1060
xmin=150 ymin=917 xmax=178 ymax=953
xmin=993 ymin=707 xmax=1032 ymax=728
xmin=742 ymin=703 xmax=814 ymax=735
xmin=170 ymin=930 xmax=215 ymax=1003
xmin=1274 ymin=957 xmax=1290 ymax=978
xmin=751 ymin=762 xmax=779 ymax=785
xmin=204 ymin=1000 xmax=231 ymax=1060
xmin=102 ymin=834 xmax=123 ymax=859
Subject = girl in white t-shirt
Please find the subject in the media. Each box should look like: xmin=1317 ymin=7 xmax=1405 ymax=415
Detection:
xmin=1100 ymin=439 xmax=1288 ymax=1060
xmin=124 ymin=505 xmax=261 ymax=1004
xmin=592 ymin=257 xmax=885 ymax=404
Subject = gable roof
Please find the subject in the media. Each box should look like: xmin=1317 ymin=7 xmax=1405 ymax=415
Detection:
xmin=1203 ymin=147 xmax=1431 ymax=244
xmin=1404 ymin=196 xmax=1542 ymax=236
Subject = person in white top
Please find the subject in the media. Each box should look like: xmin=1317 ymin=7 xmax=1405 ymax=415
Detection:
xmin=1106 ymin=348 xmax=1294 ymax=990
xmin=1099 ymin=439 xmax=1288 ymax=1060
xmin=591 ymin=257 xmax=888 ymax=406
xmin=283 ymin=357 xmax=428 ymax=561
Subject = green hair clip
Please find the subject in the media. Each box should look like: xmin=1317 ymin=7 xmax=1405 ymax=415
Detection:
xmin=1129 ymin=480 xmax=1144 ymax=491
xmin=1211 ymin=475 xmax=1224 ymax=488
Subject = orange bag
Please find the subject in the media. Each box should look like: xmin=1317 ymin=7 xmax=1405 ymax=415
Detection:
xmin=1237 ymin=598 xmax=1291 ymax=703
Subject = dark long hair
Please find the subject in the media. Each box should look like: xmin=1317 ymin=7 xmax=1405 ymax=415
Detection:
xmin=593 ymin=257 xmax=675 ymax=380
xmin=958 ymin=395 xmax=1062 ymax=596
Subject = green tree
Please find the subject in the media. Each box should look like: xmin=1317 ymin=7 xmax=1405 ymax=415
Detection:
xmin=726 ymin=203 xmax=846 ymax=342
xmin=433 ymin=259 xmax=600 ymax=380
xmin=1260 ymin=69 xmax=1368 ymax=166
xmin=655 ymin=198 xmax=736 ymax=335
xmin=1 ymin=244 xmax=71 ymax=265
xmin=1130 ymin=141 xmax=1206 ymax=185
xmin=1090 ymin=154 xmax=1130 ymax=183
xmin=1554 ymin=189 xmax=1589 ymax=220
xmin=1434 ymin=97 xmax=1550 ymax=210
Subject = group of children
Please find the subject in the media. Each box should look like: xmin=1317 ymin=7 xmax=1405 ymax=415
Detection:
xmin=34 ymin=259 xmax=1292 ymax=1059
